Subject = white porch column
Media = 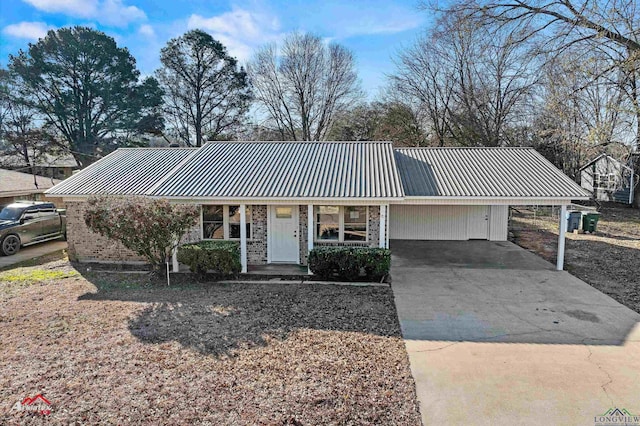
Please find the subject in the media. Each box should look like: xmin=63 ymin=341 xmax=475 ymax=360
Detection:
xmin=379 ymin=204 xmax=387 ymax=248
xmin=556 ymin=204 xmax=567 ymax=271
xmin=240 ymin=204 xmax=247 ymax=273
xmin=307 ymin=204 xmax=314 ymax=274
xmin=171 ymin=243 xmax=179 ymax=273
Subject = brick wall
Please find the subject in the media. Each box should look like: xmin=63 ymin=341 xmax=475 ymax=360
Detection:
xmin=299 ymin=205 xmax=309 ymax=266
xmin=248 ymin=205 xmax=267 ymax=264
xmin=66 ymin=201 xmax=146 ymax=263
xmin=368 ymin=205 xmax=381 ymax=246
xmin=68 ymin=201 xmax=383 ymax=266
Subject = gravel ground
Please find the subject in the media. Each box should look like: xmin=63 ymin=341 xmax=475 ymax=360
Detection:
xmin=0 ymin=258 xmax=421 ymax=425
xmin=510 ymin=204 xmax=640 ymax=314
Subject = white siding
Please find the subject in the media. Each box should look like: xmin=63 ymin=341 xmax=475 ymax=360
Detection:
xmin=390 ymin=205 xmax=470 ymax=240
xmin=389 ymin=204 xmax=508 ymax=241
xmin=488 ymin=205 xmax=508 ymax=241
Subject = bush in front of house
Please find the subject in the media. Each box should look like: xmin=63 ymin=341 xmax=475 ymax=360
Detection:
xmin=84 ymin=195 xmax=199 ymax=274
xmin=308 ymin=247 xmax=391 ymax=281
xmin=177 ymin=240 xmax=242 ymax=278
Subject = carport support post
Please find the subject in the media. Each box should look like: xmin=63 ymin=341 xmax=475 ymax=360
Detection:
xmin=556 ymin=204 xmax=567 ymax=271
xmin=379 ymin=204 xmax=387 ymax=248
xmin=240 ymin=204 xmax=247 ymax=273
xmin=308 ymin=204 xmax=314 ymax=275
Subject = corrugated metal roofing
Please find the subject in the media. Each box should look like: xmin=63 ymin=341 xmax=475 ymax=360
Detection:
xmin=394 ymin=147 xmax=590 ymax=198
xmin=151 ymin=141 xmax=405 ymax=199
xmin=46 ymin=148 xmax=196 ymax=196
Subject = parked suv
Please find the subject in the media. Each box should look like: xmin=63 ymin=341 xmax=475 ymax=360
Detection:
xmin=0 ymin=201 xmax=66 ymax=256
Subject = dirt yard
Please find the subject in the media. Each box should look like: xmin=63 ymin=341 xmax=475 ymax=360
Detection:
xmin=0 ymin=255 xmax=421 ymax=425
xmin=510 ymin=204 xmax=640 ymax=314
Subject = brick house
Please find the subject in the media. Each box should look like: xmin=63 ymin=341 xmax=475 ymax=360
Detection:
xmin=46 ymin=141 xmax=589 ymax=272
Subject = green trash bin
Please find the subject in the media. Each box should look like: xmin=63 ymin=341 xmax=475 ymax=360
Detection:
xmin=582 ymin=212 xmax=600 ymax=233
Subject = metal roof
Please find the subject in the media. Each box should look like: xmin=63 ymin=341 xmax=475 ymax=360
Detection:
xmin=47 ymin=143 xmax=589 ymax=201
xmin=394 ymin=147 xmax=590 ymax=198
xmin=46 ymin=148 xmax=196 ymax=196
xmin=151 ymin=141 xmax=405 ymax=199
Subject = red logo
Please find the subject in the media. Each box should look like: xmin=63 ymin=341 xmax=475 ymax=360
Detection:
xmin=12 ymin=394 xmax=51 ymax=415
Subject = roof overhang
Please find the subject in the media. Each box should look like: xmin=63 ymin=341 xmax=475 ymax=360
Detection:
xmin=395 ymin=196 xmax=590 ymax=206
xmin=57 ymin=194 xmax=587 ymax=206
xmin=58 ymin=194 xmax=403 ymax=205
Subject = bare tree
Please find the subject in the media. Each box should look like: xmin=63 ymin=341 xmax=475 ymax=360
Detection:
xmin=434 ymin=0 xmax=640 ymax=149
xmin=390 ymin=13 xmax=537 ymax=146
xmin=249 ymin=33 xmax=361 ymax=141
xmin=156 ymin=30 xmax=252 ymax=147
xmin=531 ymin=48 xmax=630 ymax=177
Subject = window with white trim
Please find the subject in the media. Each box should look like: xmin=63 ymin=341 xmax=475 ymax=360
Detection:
xmin=594 ymin=173 xmax=617 ymax=190
xmin=202 ymin=205 xmax=251 ymax=240
xmin=315 ymin=206 xmax=368 ymax=242
xmin=343 ymin=206 xmax=367 ymax=241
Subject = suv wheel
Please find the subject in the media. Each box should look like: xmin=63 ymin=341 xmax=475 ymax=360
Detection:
xmin=1 ymin=234 xmax=21 ymax=256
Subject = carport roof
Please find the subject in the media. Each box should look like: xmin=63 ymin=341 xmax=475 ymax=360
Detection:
xmin=394 ymin=147 xmax=590 ymax=198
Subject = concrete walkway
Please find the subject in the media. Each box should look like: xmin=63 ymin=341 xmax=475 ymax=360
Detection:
xmin=0 ymin=240 xmax=67 ymax=269
xmin=391 ymin=240 xmax=640 ymax=426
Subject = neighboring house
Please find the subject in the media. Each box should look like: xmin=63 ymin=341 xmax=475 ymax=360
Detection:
xmin=0 ymin=152 xmax=79 ymax=180
xmin=0 ymin=168 xmax=62 ymax=206
xmin=579 ymin=154 xmax=636 ymax=205
xmin=46 ymin=142 xmax=590 ymax=271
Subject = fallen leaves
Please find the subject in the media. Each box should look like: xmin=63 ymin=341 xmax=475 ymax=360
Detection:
xmin=0 ymin=264 xmax=421 ymax=425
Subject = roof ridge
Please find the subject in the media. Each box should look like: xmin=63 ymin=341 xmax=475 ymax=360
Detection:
xmin=203 ymin=140 xmax=393 ymax=144
xmin=117 ymin=147 xmax=198 ymax=150
xmin=395 ymin=146 xmax=534 ymax=150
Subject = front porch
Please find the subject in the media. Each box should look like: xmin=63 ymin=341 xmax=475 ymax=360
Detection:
xmin=246 ymin=264 xmax=308 ymax=276
xmin=172 ymin=203 xmax=390 ymax=274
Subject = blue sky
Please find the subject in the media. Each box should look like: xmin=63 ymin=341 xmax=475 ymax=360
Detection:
xmin=0 ymin=0 xmax=429 ymax=97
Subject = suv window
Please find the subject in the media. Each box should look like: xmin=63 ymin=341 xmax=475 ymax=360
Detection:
xmin=38 ymin=206 xmax=56 ymax=215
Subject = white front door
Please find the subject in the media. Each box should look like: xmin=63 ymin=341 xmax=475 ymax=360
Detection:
xmin=270 ymin=205 xmax=299 ymax=263
xmin=467 ymin=205 xmax=489 ymax=239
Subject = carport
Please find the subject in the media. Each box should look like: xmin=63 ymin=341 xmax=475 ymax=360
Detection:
xmin=390 ymin=148 xmax=592 ymax=270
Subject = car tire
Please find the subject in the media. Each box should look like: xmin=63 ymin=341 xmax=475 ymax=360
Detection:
xmin=1 ymin=234 xmax=21 ymax=256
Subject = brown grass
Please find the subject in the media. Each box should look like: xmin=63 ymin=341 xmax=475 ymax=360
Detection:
xmin=510 ymin=204 xmax=640 ymax=314
xmin=0 ymin=260 xmax=420 ymax=425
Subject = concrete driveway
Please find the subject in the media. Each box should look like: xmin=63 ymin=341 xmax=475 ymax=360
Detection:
xmin=391 ymin=240 xmax=640 ymax=426
xmin=0 ymin=240 xmax=67 ymax=269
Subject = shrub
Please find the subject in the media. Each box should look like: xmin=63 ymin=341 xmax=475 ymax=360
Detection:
xmin=177 ymin=240 xmax=241 ymax=278
xmin=84 ymin=195 xmax=199 ymax=273
xmin=308 ymin=247 xmax=391 ymax=281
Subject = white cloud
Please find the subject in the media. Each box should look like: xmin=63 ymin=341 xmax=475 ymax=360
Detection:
xmin=187 ymin=8 xmax=282 ymax=62
xmin=138 ymin=24 xmax=155 ymax=38
xmin=99 ymin=0 xmax=146 ymax=26
xmin=22 ymin=0 xmax=97 ymax=17
xmin=3 ymin=21 xmax=55 ymax=40
xmin=317 ymin=3 xmax=424 ymax=38
xmin=22 ymin=0 xmax=146 ymax=27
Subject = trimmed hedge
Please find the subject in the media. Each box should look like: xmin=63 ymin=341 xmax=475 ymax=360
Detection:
xmin=308 ymin=247 xmax=391 ymax=281
xmin=177 ymin=241 xmax=241 ymax=277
